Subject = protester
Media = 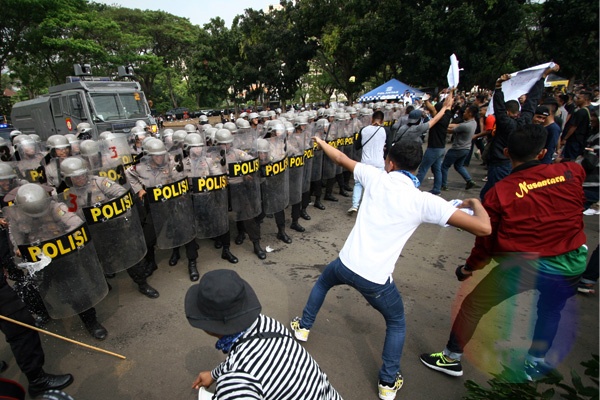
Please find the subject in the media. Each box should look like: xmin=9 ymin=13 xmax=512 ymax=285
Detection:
xmin=420 ymin=124 xmax=588 ymax=381
xmin=185 ymin=269 xmax=343 ymax=400
xmin=291 ymin=136 xmax=490 ymax=400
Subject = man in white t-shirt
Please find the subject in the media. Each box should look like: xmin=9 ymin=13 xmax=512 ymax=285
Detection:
xmin=348 ymin=110 xmax=387 ymax=213
xmin=291 ymin=138 xmax=491 ymax=400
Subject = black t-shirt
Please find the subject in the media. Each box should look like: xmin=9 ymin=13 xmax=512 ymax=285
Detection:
xmin=427 ymin=110 xmax=452 ymax=148
xmin=566 ymin=107 xmax=591 ymax=144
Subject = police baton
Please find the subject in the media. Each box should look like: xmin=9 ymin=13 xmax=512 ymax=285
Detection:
xmin=0 ymin=315 xmax=126 ymax=360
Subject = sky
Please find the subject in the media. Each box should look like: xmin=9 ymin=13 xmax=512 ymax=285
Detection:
xmin=94 ymin=0 xmax=277 ymax=28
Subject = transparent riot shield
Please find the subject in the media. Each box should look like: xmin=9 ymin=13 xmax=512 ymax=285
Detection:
xmin=321 ymin=123 xmax=337 ymax=180
xmin=15 ymin=140 xmax=46 ymax=183
xmin=226 ymin=131 xmax=261 ymax=221
xmin=259 ymin=133 xmax=289 ymax=214
xmin=187 ymin=145 xmax=229 ymax=238
xmin=287 ymin=130 xmax=305 ymax=205
xmin=340 ymin=120 xmax=354 ymax=161
xmin=142 ymin=149 xmax=196 ymax=249
xmin=310 ymin=123 xmax=324 ymax=182
xmin=42 ymin=156 xmax=66 ymax=188
xmin=59 ymin=171 xmax=146 ymax=274
xmin=0 ymin=162 xmax=23 ymax=207
xmin=4 ymin=199 xmax=108 ymax=319
xmin=99 ymin=133 xmax=137 ymax=168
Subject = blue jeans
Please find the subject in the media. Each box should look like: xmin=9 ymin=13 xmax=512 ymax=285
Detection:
xmin=351 ymin=180 xmax=363 ymax=208
xmin=416 ymin=147 xmax=446 ymax=193
xmin=444 ymin=254 xmax=581 ymax=360
xmin=480 ymin=161 xmax=512 ymax=201
xmin=300 ymin=258 xmax=406 ymax=383
xmin=441 ymin=148 xmax=472 ymax=187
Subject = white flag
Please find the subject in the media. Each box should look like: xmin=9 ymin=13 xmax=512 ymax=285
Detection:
xmin=447 ymin=54 xmax=460 ymax=89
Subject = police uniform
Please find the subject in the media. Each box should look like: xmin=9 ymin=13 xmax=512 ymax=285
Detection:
xmin=9 ymin=201 xmax=108 ymax=339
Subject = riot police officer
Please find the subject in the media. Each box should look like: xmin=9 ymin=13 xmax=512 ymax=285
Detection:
xmin=42 ymin=135 xmax=72 ymax=187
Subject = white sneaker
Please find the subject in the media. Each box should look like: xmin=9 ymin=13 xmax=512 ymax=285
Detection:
xmin=347 ymin=207 xmax=358 ymax=214
xmin=290 ymin=317 xmax=310 ymax=342
xmin=583 ymin=203 xmax=600 ymax=215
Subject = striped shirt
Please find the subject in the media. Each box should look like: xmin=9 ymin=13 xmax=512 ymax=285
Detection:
xmin=211 ymin=314 xmax=343 ymax=400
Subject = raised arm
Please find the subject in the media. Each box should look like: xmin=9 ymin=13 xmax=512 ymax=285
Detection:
xmin=313 ymin=136 xmax=358 ymax=172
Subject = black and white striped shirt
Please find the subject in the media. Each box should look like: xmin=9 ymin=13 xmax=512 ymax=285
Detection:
xmin=211 ymin=314 xmax=343 ymax=400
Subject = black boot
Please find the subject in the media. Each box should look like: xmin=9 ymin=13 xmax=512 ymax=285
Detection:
xmin=276 ymin=227 xmax=292 ymax=244
xmin=28 ymin=371 xmax=74 ymax=398
xmin=138 ymin=283 xmax=159 ymax=299
xmin=235 ymin=232 xmax=245 ymax=245
xmin=253 ymin=241 xmax=266 ymax=260
xmin=188 ymin=259 xmax=199 ymax=282
xmin=213 ymin=239 xmax=223 ymax=249
xmin=339 ymin=189 xmax=350 ymax=197
xmin=290 ymin=221 xmax=305 ymax=232
xmin=83 ymin=319 xmax=108 ymax=341
xmin=314 ymin=199 xmax=326 ymax=210
xmin=168 ymin=248 xmax=180 ymax=266
xmin=221 ymin=247 xmax=238 ymax=264
xmin=324 ymin=193 xmax=338 ymax=201
xmin=300 ymin=208 xmax=311 ymax=220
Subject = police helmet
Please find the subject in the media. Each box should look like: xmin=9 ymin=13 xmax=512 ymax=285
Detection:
xmin=284 ymin=121 xmax=294 ymax=134
xmin=235 ymin=118 xmax=249 ymax=129
xmin=162 ymin=129 xmax=174 ymax=138
xmin=317 ymin=108 xmax=326 ymax=118
xmin=144 ymin=139 xmax=167 ymax=155
xmin=214 ymin=123 xmax=224 ymax=130
xmin=223 ymin=122 xmax=238 ymax=133
xmin=325 ymin=109 xmax=335 ymax=118
xmin=294 ymin=116 xmax=309 ymax=127
xmin=13 ymin=135 xmax=33 ymax=147
xmin=184 ymin=133 xmax=204 ymax=149
xmin=76 ymin=122 xmax=92 ymax=137
xmin=259 ymin=111 xmax=269 ymax=119
xmin=0 ymin=162 xmax=17 ymax=180
xmin=135 ymin=120 xmax=148 ymax=129
xmin=142 ymin=136 xmax=155 ymax=149
xmin=172 ymin=130 xmax=188 ymax=145
xmin=267 ymin=121 xmax=285 ymax=136
xmin=184 ymin=124 xmax=198 ymax=134
xmin=215 ymin=129 xmax=233 ymax=144
xmin=15 ymin=183 xmax=51 ymax=217
xmin=199 ymin=115 xmax=209 ymax=123
xmin=10 ymin=130 xmax=22 ymax=139
xmin=98 ymin=131 xmax=115 ymax=140
xmin=257 ymin=139 xmax=270 ymax=153
xmin=29 ymin=134 xmax=41 ymax=143
xmin=79 ymin=140 xmax=99 ymax=157
xmin=130 ymin=126 xmax=146 ymax=140
xmin=46 ymin=135 xmax=71 ymax=150
xmin=240 ymin=112 xmax=247 ymax=119
xmin=249 ymin=113 xmax=259 ymax=120
xmin=347 ymin=107 xmax=357 ymax=115
xmin=268 ymin=110 xmax=276 ymax=119
xmin=64 ymin=133 xmax=80 ymax=145
xmin=60 ymin=157 xmax=88 ymax=178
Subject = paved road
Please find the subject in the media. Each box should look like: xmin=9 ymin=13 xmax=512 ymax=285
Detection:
xmin=1 ymin=163 xmax=598 ymax=399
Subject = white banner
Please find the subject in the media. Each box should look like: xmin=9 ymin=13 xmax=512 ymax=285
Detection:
xmin=487 ymin=61 xmax=554 ymax=116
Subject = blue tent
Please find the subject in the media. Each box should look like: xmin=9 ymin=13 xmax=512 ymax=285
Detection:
xmin=358 ymin=79 xmax=424 ymax=102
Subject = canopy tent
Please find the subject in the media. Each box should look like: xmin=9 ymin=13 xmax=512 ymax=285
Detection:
xmin=358 ymin=79 xmax=424 ymax=102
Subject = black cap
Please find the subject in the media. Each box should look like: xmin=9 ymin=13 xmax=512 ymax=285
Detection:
xmin=534 ymin=105 xmax=550 ymax=116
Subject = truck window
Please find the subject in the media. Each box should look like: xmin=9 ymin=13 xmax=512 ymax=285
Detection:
xmin=69 ymin=94 xmax=84 ymax=119
xmin=51 ymin=97 xmax=62 ymax=117
xmin=90 ymin=92 xmax=147 ymax=121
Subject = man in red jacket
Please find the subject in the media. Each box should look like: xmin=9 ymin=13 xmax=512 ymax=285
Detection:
xmin=420 ymin=124 xmax=587 ymax=381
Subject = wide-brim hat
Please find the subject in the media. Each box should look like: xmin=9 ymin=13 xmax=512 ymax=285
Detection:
xmin=185 ymin=269 xmax=261 ymax=335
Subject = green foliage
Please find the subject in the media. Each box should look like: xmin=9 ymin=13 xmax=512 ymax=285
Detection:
xmin=463 ymin=356 xmax=599 ymax=400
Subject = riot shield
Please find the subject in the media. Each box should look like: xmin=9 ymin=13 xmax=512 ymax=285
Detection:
xmin=15 ymin=141 xmax=46 ymax=183
xmin=100 ymin=133 xmax=137 ymax=167
xmin=227 ymin=131 xmax=261 ymax=221
xmin=305 ymin=124 xmax=325 ymax=182
xmin=259 ymin=133 xmax=289 ymax=214
xmin=187 ymin=145 xmax=229 ymax=238
xmin=142 ymin=149 xmax=196 ymax=249
xmin=61 ymin=172 xmax=146 ymax=274
xmin=42 ymin=156 xmax=65 ymax=188
xmin=4 ymin=201 xmax=108 ymax=319
xmin=322 ymin=124 xmax=337 ymax=180
xmin=287 ymin=130 xmax=305 ymax=204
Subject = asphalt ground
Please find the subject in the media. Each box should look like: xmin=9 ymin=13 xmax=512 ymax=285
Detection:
xmin=1 ymin=160 xmax=598 ymax=400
